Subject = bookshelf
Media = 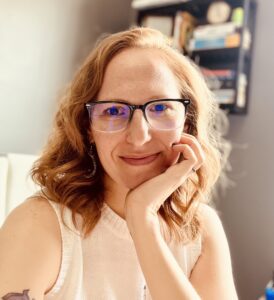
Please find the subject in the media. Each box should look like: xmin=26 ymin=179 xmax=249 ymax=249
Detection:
xmin=132 ymin=0 xmax=257 ymax=114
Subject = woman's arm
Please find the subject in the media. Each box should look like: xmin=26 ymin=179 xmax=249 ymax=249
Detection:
xmin=189 ymin=204 xmax=238 ymax=300
xmin=127 ymin=203 xmax=238 ymax=300
xmin=0 ymin=198 xmax=61 ymax=300
xmin=125 ymin=134 xmax=238 ymax=299
xmin=128 ymin=205 xmax=201 ymax=300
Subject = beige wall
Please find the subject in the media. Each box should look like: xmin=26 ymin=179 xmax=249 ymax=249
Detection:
xmin=0 ymin=0 xmax=131 ymax=154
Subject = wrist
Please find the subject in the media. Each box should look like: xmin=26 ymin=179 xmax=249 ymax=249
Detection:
xmin=125 ymin=204 xmax=160 ymax=238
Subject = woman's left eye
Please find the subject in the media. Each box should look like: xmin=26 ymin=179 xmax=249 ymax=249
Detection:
xmin=150 ymin=103 xmax=168 ymax=112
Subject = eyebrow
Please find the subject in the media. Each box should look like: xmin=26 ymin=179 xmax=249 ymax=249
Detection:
xmin=101 ymin=96 xmax=171 ymax=102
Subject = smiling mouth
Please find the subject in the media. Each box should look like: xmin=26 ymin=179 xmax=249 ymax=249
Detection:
xmin=120 ymin=153 xmax=160 ymax=166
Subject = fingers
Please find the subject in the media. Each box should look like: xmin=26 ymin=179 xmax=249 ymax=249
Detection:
xmin=171 ymin=144 xmax=198 ymax=173
xmin=125 ymin=134 xmax=205 ymax=216
xmin=172 ymin=133 xmax=205 ymax=172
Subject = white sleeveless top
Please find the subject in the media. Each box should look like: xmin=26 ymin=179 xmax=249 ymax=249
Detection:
xmin=44 ymin=199 xmax=202 ymax=300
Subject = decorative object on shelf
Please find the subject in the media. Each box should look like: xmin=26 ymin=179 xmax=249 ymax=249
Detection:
xmin=206 ymin=1 xmax=232 ymax=24
xmin=141 ymin=15 xmax=174 ymax=38
xmin=231 ymin=7 xmax=244 ymax=27
xmin=173 ymin=11 xmax=197 ymax=52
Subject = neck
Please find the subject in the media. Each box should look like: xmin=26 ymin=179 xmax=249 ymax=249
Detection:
xmin=103 ymin=174 xmax=129 ymax=220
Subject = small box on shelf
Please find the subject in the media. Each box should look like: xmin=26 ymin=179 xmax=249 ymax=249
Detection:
xmin=141 ymin=15 xmax=174 ymax=38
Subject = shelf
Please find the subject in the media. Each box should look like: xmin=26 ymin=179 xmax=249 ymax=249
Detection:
xmin=190 ymin=47 xmax=252 ymax=68
xmin=132 ymin=0 xmax=191 ymax=10
xmin=220 ymin=103 xmax=247 ymax=114
xmin=191 ymin=47 xmax=240 ymax=57
xmin=135 ymin=0 xmax=257 ymax=115
xmin=133 ymin=0 xmax=246 ymax=11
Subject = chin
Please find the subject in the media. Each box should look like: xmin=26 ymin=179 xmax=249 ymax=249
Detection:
xmin=119 ymin=167 xmax=166 ymax=189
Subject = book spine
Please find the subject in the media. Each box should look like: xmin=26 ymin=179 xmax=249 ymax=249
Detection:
xmin=190 ymin=37 xmax=226 ymax=51
xmin=193 ymin=22 xmax=237 ymax=39
xmin=213 ymin=89 xmax=235 ymax=104
xmin=190 ymin=33 xmax=241 ymax=51
xmin=202 ymin=69 xmax=236 ymax=79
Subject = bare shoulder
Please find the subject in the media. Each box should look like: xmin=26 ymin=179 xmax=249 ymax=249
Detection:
xmin=0 ymin=196 xmax=62 ymax=298
xmin=189 ymin=203 xmax=238 ymax=299
xmin=2 ymin=196 xmax=59 ymax=230
xmin=197 ymin=203 xmax=225 ymax=241
xmin=196 ymin=203 xmax=231 ymax=261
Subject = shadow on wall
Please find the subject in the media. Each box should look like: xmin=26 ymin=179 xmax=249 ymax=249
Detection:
xmin=71 ymin=0 xmax=133 ymax=68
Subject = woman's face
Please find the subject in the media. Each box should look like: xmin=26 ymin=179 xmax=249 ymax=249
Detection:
xmin=91 ymin=48 xmax=187 ymax=189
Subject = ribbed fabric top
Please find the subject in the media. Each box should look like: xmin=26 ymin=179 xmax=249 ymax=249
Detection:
xmin=44 ymin=199 xmax=202 ymax=300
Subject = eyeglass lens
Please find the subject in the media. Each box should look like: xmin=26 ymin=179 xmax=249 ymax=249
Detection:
xmin=89 ymin=100 xmax=186 ymax=132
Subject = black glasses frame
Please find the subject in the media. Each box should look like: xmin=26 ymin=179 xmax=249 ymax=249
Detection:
xmin=85 ymin=98 xmax=191 ymax=124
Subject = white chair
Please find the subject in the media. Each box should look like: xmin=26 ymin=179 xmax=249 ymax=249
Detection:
xmin=0 ymin=153 xmax=38 ymax=227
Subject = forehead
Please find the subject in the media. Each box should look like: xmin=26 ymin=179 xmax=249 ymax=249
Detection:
xmin=97 ymin=48 xmax=181 ymax=102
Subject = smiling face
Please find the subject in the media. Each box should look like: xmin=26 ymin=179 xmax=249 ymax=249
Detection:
xmin=90 ymin=48 xmax=187 ymax=190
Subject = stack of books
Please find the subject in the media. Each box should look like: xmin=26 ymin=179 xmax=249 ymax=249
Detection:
xmin=188 ymin=22 xmax=242 ymax=51
xmin=201 ymin=68 xmax=236 ymax=105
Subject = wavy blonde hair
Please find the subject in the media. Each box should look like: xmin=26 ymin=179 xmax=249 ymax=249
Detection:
xmin=31 ymin=27 xmax=231 ymax=243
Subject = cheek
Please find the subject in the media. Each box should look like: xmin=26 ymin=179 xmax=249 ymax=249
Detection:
xmin=92 ymin=134 xmax=114 ymax=168
xmin=161 ymin=127 xmax=183 ymax=147
xmin=159 ymin=127 xmax=184 ymax=167
xmin=92 ymin=133 xmax=124 ymax=180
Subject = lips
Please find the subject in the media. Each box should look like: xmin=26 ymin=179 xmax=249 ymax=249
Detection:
xmin=120 ymin=153 xmax=160 ymax=166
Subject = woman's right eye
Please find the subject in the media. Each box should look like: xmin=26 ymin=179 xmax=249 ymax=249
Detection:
xmin=104 ymin=106 xmax=126 ymax=116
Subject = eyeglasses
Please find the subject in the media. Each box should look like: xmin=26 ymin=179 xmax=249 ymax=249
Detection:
xmin=85 ymin=98 xmax=190 ymax=132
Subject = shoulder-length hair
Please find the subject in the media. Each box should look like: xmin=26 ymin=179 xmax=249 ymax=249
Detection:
xmin=31 ymin=27 xmax=231 ymax=243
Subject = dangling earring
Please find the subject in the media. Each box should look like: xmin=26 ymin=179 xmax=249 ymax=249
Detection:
xmin=88 ymin=143 xmax=97 ymax=177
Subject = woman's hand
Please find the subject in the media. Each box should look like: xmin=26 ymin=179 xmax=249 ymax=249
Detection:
xmin=125 ymin=133 xmax=205 ymax=235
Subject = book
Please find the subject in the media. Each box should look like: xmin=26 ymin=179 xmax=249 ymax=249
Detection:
xmin=226 ymin=32 xmax=241 ymax=48
xmin=193 ymin=22 xmax=237 ymax=39
xmin=213 ymin=89 xmax=235 ymax=104
xmin=201 ymin=69 xmax=236 ymax=79
xmin=236 ymin=73 xmax=247 ymax=107
xmin=189 ymin=37 xmax=226 ymax=51
xmin=189 ymin=32 xmax=241 ymax=51
xmin=205 ymin=77 xmax=235 ymax=90
xmin=243 ymin=28 xmax=252 ymax=50
xmin=201 ymin=68 xmax=236 ymax=90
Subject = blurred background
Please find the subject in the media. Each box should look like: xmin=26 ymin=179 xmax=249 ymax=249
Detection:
xmin=0 ymin=0 xmax=273 ymax=299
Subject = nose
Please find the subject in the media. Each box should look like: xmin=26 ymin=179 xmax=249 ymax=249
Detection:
xmin=125 ymin=109 xmax=152 ymax=146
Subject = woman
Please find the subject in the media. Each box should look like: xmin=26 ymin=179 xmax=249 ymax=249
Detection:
xmin=0 ymin=27 xmax=238 ymax=299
